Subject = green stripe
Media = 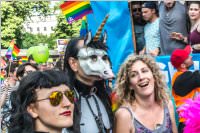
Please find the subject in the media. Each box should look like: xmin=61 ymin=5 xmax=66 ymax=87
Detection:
xmin=65 ymin=4 xmax=91 ymax=18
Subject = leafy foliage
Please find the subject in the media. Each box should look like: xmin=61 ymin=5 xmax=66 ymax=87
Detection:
xmin=1 ymin=1 xmax=51 ymax=48
xmin=53 ymin=1 xmax=82 ymax=39
xmin=21 ymin=32 xmax=56 ymax=49
xmin=1 ymin=1 xmax=82 ymax=49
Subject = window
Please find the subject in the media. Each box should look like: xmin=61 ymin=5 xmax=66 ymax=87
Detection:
xmin=30 ymin=27 xmax=33 ymax=32
xmin=37 ymin=27 xmax=40 ymax=31
xmin=44 ymin=27 xmax=47 ymax=31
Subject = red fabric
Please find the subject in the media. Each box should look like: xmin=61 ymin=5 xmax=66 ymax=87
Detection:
xmin=170 ymin=45 xmax=191 ymax=69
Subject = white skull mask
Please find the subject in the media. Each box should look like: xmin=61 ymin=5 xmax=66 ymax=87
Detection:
xmin=77 ymin=47 xmax=114 ymax=79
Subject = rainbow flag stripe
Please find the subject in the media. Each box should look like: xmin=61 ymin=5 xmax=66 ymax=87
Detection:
xmin=5 ymin=40 xmax=20 ymax=59
xmin=21 ymin=56 xmax=28 ymax=62
xmin=12 ymin=45 xmax=20 ymax=58
xmin=19 ymin=56 xmax=28 ymax=65
xmin=110 ymin=92 xmax=119 ymax=112
xmin=0 ymin=58 xmax=7 ymax=68
xmin=0 ymin=74 xmax=4 ymax=82
xmin=5 ymin=40 xmax=15 ymax=59
xmin=80 ymin=16 xmax=87 ymax=37
xmin=60 ymin=1 xmax=92 ymax=24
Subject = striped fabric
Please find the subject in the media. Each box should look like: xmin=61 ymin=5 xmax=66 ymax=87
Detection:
xmin=19 ymin=56 xmax=28 ymax=65
xmin=5 ymin=40 xmax=20 ymax=59
xmin=60 ymin=1 xmax=93 ymax=24
xmin=12 ymin=45 xmax=20 ymax=59
xmin=0 ymin=80 xmax=19 ymax=106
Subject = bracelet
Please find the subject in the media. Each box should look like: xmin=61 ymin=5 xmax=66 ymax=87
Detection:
xmin=181 ymin=37 xmax=184 ymax=41
xmin=180 ymin=37 xmax=187 ymax=44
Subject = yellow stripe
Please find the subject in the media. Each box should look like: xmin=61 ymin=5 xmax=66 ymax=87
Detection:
xmin=63 ymin=2 xmax=90 ymax=15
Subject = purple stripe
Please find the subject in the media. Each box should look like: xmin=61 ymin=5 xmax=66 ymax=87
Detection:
xmin=66 ymin=9 xmax=92 ymax=23
xmin=73 ymin=10 xmax=92 ymax=20
xmin=71 ymin=7 xmax=92 ymax=19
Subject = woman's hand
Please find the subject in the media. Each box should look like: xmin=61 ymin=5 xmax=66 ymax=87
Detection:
xmin=170 ymin=32 xmax=184 ymax=41
xmin=192 ymin=44 xmax=200 ymax=50
xmin=150 ymin=48 xmax=160 ymax=57
xmin=139 ymin=47 xmax=146 ymax=55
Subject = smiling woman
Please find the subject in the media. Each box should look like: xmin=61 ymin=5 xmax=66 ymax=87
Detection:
xmin=113 ymin=54 xmax=178 ymax=133
xmin=170 ymin=1 xmax=200 ymax=53
xmin=1 ymin=70 xmax=74 ymax=133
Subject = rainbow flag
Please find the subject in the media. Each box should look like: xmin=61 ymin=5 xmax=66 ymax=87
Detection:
xmin=0 ymin=58 xmax=7 ymax=68
xmin=5 ymin=40 xmax=20 ymax=59
xmin=5 ymin=40 xmax=15 ymax=59
xmin=0 ymin=74 xmax=4 ymax=81
xmin=12 ymin=45 xmax=20 ymax=59
xmin=0 ymin=70 xmax=5 ymax=84
xmin=19 ymin=56 xmax=28 ymax=65
xmin=110 ymin=92 xmax=119 ymax=112
xmin=60 ymin=1 xmax=93 ymax=24
xmin=80 ymin=16 xmax=88 ymax=37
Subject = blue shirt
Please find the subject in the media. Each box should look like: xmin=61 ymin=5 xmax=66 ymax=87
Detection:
xmin=144 ymin=18 xmax=160 ymax=54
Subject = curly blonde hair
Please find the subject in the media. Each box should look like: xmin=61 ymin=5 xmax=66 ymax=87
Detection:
xmin=115 ymin=54 xmax=169 ymax=105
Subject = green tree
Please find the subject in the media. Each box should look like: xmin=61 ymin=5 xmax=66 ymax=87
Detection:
xmin=1 ymin=1 xmax=51 ymax=48
xmin=21 ymin=32 xmax=56 ymax=49
xmin=53 ymin=2 xmax=82 ymax=39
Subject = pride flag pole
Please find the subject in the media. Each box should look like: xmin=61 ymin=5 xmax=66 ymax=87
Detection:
xmin=7 ymin=60 xmax=12 ymax=78
xmin=80 ymin=16 xmax=88 ymax=37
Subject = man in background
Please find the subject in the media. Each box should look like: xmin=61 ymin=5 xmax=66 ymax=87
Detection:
xmin=141 ymin=1 xmax=160 ymax=56
xmin=159 ymin=0 xmax=188 ymax=55
xmin=129 ymin=1 xmax=146 ymax=54
xmin=171 ymin=45 xmax=200 ymax=133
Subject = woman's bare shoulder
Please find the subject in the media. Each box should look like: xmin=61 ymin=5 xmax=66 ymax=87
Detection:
xmin=115 ymin=106 xmax=133 ymax=121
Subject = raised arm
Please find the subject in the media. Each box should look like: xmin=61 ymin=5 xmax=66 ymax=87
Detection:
xmin=0 ymin=84 xmax=8 ymax=108
xmin=170 ymin=32 xmax=188 ymax=44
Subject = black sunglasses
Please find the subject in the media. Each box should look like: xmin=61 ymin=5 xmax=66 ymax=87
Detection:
xmin=133 ymin=8 xmax=141 ymax=12
xmin=36 ymin=90 xmax=74 ymax=106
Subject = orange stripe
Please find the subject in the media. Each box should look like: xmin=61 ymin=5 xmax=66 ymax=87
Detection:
xmin=60 ymin=1 xmax=74 ymax=9
xmin=63 ymin=2 xmax=89 ymax=15
xmin=13 ymin=45 xmax=20 ymax=53
xmin=22 ymin=57 xmax=28 ymax=60
xmin=61 ymin=2 xmax=81 ymax=11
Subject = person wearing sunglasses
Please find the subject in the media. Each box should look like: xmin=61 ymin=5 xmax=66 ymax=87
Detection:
xmin=1 ymin=70 xmax=74 ymax=133
xmin=129 ymin=1 xmax=146 ymax=54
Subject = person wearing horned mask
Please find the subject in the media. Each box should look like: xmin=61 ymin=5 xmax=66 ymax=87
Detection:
xmin=64 ymin=15 xmax=114 ymax=133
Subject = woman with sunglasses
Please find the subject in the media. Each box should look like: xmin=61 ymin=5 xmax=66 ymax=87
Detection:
xmin=1 ymin=70 xmax=74 ymax=133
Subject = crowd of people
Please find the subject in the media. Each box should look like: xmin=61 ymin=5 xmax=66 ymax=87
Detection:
xmin=1 ymin=1 xmax=200 ymax=133
xmin=130 ymin=1 xmax=200 ymax=56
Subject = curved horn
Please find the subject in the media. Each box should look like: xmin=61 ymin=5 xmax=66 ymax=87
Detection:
xmin=102 ymin=30 xmax=107 ymax=44
xmin=84 ymin=31 xmax=92 ymax=45
xmin=93 ymin=14 xmax=109 ymax=42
